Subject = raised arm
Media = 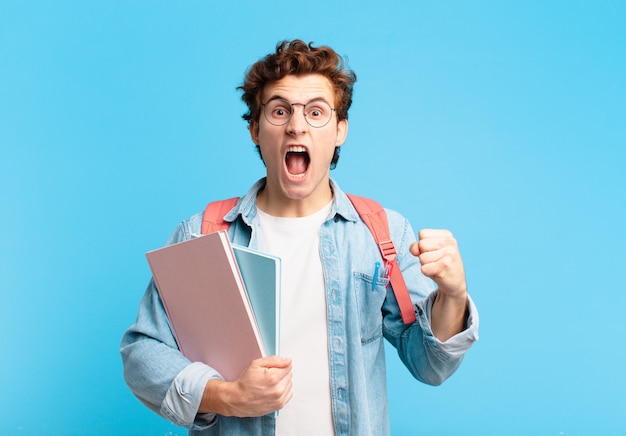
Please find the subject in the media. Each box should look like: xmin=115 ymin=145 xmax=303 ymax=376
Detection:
xmin=410 ymin=229 xmax=468 ymax=341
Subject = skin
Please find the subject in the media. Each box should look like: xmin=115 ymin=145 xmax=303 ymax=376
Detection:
xmin=251 ymin=74 xmax=348 ymax=217
xmin=199 ymin=73 xmax=468 ymax=417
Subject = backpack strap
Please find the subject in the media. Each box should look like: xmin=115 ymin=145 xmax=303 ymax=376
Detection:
xmin=346 ymin=194 xmax=417 ymax=324
xmin=201 ymin=197 xmax=240 ymax=235
xmin=201 ymin=195 xmax=416 ymax=324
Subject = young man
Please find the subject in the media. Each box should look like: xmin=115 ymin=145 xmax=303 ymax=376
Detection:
xmin=121 ymin=40 xmax=479 ymax=435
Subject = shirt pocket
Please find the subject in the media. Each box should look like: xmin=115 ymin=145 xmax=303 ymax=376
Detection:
xmin=353 ymin=271 xmax=389 ymax=344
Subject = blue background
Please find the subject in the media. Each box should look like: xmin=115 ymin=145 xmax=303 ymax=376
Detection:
xmin=1 ymin=1 xmax=624 ymax=435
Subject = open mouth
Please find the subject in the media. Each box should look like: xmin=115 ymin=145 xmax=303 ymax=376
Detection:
xmin=285 ymin=146 xmax=310 ymax=176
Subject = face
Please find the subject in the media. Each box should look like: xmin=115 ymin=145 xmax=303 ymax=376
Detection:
xmin=250 ymin=74 xmax=348 ymax=217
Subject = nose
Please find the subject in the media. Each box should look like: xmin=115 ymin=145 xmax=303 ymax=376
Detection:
xmin=285 ymin=103 xmax=308 ymax=134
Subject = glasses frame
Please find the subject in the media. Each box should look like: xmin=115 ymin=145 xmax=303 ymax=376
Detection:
xmin=260 ymin=98 xmax=337 ymax=128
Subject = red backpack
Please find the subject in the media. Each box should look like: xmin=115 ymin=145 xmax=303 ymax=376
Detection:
xmin=201 ymin=195 xmax=416 ymax=324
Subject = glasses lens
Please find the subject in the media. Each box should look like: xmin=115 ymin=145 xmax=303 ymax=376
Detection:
xmin=304 ymin=100 xmax=333 ymax=128
xmin=264 ymin=99 xmax=292 ymax=126
xmin=263 ymin=99 xmax=333 ymax=128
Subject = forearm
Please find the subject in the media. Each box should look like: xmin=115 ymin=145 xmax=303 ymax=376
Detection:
xmin=199 ymin=379 xmax=233 ymax=415
xmin=430 ymin=290 xmax=468 ymax=342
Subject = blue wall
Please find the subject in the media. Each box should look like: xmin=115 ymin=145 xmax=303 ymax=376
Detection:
xmin=1 ymin=1 xmax=624 ymax=434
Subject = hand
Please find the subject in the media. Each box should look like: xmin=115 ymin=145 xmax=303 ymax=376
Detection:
xmin=410 ymin=229 xmax=467 ymax=299
xmin=200 ymin=356 xmax=293 ymax=417
xmin=410 ymin=229 xmax=468 ymax=341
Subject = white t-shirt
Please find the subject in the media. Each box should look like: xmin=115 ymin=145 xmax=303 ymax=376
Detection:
xmin=257 ymin=201 xmax=335 ymax=435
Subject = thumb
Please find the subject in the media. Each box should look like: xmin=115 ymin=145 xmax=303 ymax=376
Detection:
xmin=257 ymin=355 xmax=292 ymax=369
xmin=410 ymin=242 xmax=421 ymax=257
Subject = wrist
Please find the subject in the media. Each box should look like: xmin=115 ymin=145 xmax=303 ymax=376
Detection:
xmin=199 ymin=379 xmax=233 ymax=416
xmin=435 ymin=287 xmax=467 ymax=308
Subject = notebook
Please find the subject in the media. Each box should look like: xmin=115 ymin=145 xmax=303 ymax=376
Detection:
xmin=146 ymin=230 xmax=265 ymax=381
xmin=233 ymin=244 xmax=281 ymax=356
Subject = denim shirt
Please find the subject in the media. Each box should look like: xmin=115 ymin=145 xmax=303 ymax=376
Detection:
xmin=121 ymin=178 xmax=479 ymax=435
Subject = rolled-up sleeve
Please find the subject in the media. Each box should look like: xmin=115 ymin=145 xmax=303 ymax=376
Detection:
xmin=161 ymin=362 xmax=219 ymax=430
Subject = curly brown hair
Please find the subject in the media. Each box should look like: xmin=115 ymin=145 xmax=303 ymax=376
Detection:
xmin=238 ymin=40 xmax=357 ymax=169
xmin=239 ymin=40 xmax=357 ymax=123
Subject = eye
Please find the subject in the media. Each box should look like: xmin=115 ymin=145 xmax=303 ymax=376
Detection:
xmin=270 ymin=101 xmax=291 ymax=119
xmin=306 ymin=106 xmax=324 ymax=119
xmin=273 ymin=107 xmax=288 ymax=117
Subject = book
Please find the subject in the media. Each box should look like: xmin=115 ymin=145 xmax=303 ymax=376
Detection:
xmin=146 ymin=230 xmax=266 ymax=381
xmin=232 ymin=244 xmax=281 ymax=356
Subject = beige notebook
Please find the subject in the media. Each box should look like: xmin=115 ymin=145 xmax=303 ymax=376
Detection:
xmin=146 ymin=230 xmax=265 ymax=381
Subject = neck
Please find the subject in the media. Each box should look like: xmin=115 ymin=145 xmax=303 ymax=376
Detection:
xmin=257 ymin=182 xmax=333 ymax=218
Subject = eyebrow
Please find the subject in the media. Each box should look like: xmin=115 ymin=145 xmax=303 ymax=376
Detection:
xmin=264 ymin=95 xmax=332 ymax=106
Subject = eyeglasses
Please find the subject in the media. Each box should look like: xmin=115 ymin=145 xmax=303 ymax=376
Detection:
xmin=260 ymin=98 xmax=336 ymax=128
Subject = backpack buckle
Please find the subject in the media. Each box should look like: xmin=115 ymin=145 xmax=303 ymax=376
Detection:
xmin=378 ymin=240 xmax=397 ymax=263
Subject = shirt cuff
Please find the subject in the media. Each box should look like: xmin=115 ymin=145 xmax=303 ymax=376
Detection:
xmin=160 ymin=362 xmax=221 ymax=430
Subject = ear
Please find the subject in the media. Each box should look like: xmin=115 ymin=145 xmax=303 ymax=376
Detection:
xmin=335 ymin=119 xmax=348 ymax=147
xmin=249 ymin=120 xmax=260 ymax=145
